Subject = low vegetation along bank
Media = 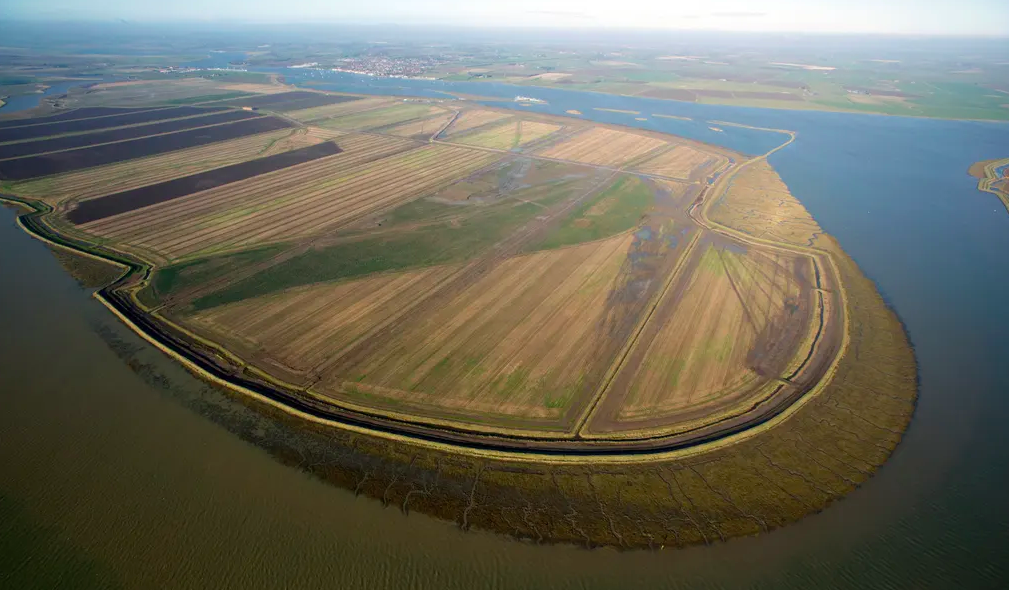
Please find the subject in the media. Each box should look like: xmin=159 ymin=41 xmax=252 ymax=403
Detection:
xmin=1 ymin=88 xmax=917 ymax=548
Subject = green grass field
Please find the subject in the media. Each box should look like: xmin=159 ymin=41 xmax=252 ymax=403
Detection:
xmin=531 ymin=176 xmax=655 ymax=250
xmin=191 ymin=180 xmax=585 ymax=309
xmin=149 ymin=246 xmax=284 ymax=302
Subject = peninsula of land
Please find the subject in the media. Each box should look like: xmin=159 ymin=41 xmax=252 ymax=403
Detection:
xmin=0 ymin=79 xmax=917 ymax=547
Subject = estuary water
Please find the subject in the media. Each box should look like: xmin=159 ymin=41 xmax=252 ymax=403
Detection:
xmin=1 ymin=76 xmax=1008 ymax=589
xmin=0 ymin=79 xmax=108 ymax=114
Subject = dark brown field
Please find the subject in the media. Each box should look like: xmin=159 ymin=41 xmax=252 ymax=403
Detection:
xmin=0 ymin=106 xmax=154 ymax=129
xmin=0 ymin=106 xmax=230 ymax=143
xmin=66 ymin=141 xmax=343 ymax=224
xmin=0 ymin=116 xmax=294 ymax=180
xmin=0 ymin=109 xmax=261 ymax=160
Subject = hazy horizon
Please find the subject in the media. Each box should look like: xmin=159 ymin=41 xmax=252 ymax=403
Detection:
xmin=4 ymin=0 xmax=1009 ymax=37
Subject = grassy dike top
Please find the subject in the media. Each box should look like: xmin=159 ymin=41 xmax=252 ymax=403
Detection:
xmin=180 ymin=162 xmax=918 ymax=549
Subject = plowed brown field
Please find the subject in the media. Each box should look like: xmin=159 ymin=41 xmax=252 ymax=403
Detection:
xmin=287 ymin=97 xmax=399 ymax=123
xmin=441 ymin=109 xmax=511 ymax=136
xmin=632 ymin=144 xmax=723 ymax=180
xmin=535 ymin=127 xmax=667 ymax=167
xmin=608 ymin=243 xmax=814 ymax=425
xmin=315 ymin=234 xmax=633 ymax=424
xmin=12 ymin=127 xmax=340 ymax=205
xmin=385 ymin=112 xmax=456 ymax=138
xmin=450 ymin=120 xmax=562 ymax=150
xmin=79 ymin=139 xmax=499 ymax=261
xmin=186 ymin=264 xmax=461 ymax=377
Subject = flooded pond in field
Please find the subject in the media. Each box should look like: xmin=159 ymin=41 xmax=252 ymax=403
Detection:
xmin=0 ymin=78 xmax=109 ymax=114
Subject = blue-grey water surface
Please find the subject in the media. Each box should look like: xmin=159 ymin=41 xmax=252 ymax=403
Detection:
xmin=0 ymin=79 xmax=107 ymax=114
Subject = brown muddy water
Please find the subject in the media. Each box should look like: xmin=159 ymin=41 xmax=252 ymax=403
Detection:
xmin=0 ymin=194 xmax=1006 ymax=590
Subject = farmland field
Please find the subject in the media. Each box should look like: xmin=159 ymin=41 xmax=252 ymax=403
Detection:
xmin=530 ymin=174 xmax=656 ymax=249
xmin=66 ymin=142 xmax=343 ymax=224
xmin=61 ymin=79 xmax=267 ymax=108
xmin=0 ymin=115 xmax=293 ymax=180
xmin=316 ymin=233 xmax=635 ymax=425
xmin=0 ymin=109 xmax=262 ymax=159
xmin=185 ymin=264 xmax=462 ymax=377
xmin=631 ymin=143 xmax=726 ymax=180
xmin=440 ymin=109 xmax=511 ymax=136
xmin=586 ymin=241 xmax=819 ymax=436
xmin=287 ymin=97 xmax=399 ymax=123
xmin=448 ymin=119 xmax=562 ymax=150
xmin=6 ymin=127 xmax=339 ymax=205
xmin=314 ymin=103 xmax=449 ymax=131
xmin=2 ymin=91 xmax=915 ymax=548
xmin=77 ymin=140 xmax=498 ymax=261
xmin=223 ymin=91 xmax=361 ymax=112
xmin=385 ymin=111 xmax=456 ymax=138
xmin=0 ymin=106 xmax=230 ymax=143
xmin=535 ymin=127 xmax=667 ymax=167
xmin=15 ymin=98 xmax=852 ymax=440
xmin=177 ymin=160 xmax=605 ymax=307
xmin=0 ymin=107 xmax=149 ymax=129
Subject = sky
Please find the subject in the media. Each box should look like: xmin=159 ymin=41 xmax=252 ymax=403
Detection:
xmin=4 ymin=0 xmax=1009 ymax=36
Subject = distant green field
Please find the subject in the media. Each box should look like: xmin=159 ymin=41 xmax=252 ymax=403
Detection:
xmin=435 ymin=50 xmax=1009 ymax=121
xmin=127 ymin=71 xmax=272 ymax=85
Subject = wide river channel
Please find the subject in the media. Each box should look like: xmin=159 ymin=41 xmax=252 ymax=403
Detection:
xmin=1 ymin=73 xmax=1008 ymax=588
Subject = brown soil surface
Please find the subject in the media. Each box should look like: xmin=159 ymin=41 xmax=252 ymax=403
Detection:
xmin=0 ymin=116 xmax=293 ymax=180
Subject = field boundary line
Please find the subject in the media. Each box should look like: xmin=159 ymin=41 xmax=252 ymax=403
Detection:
xmin=572 ymin=230 xmax=702 ymax=436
